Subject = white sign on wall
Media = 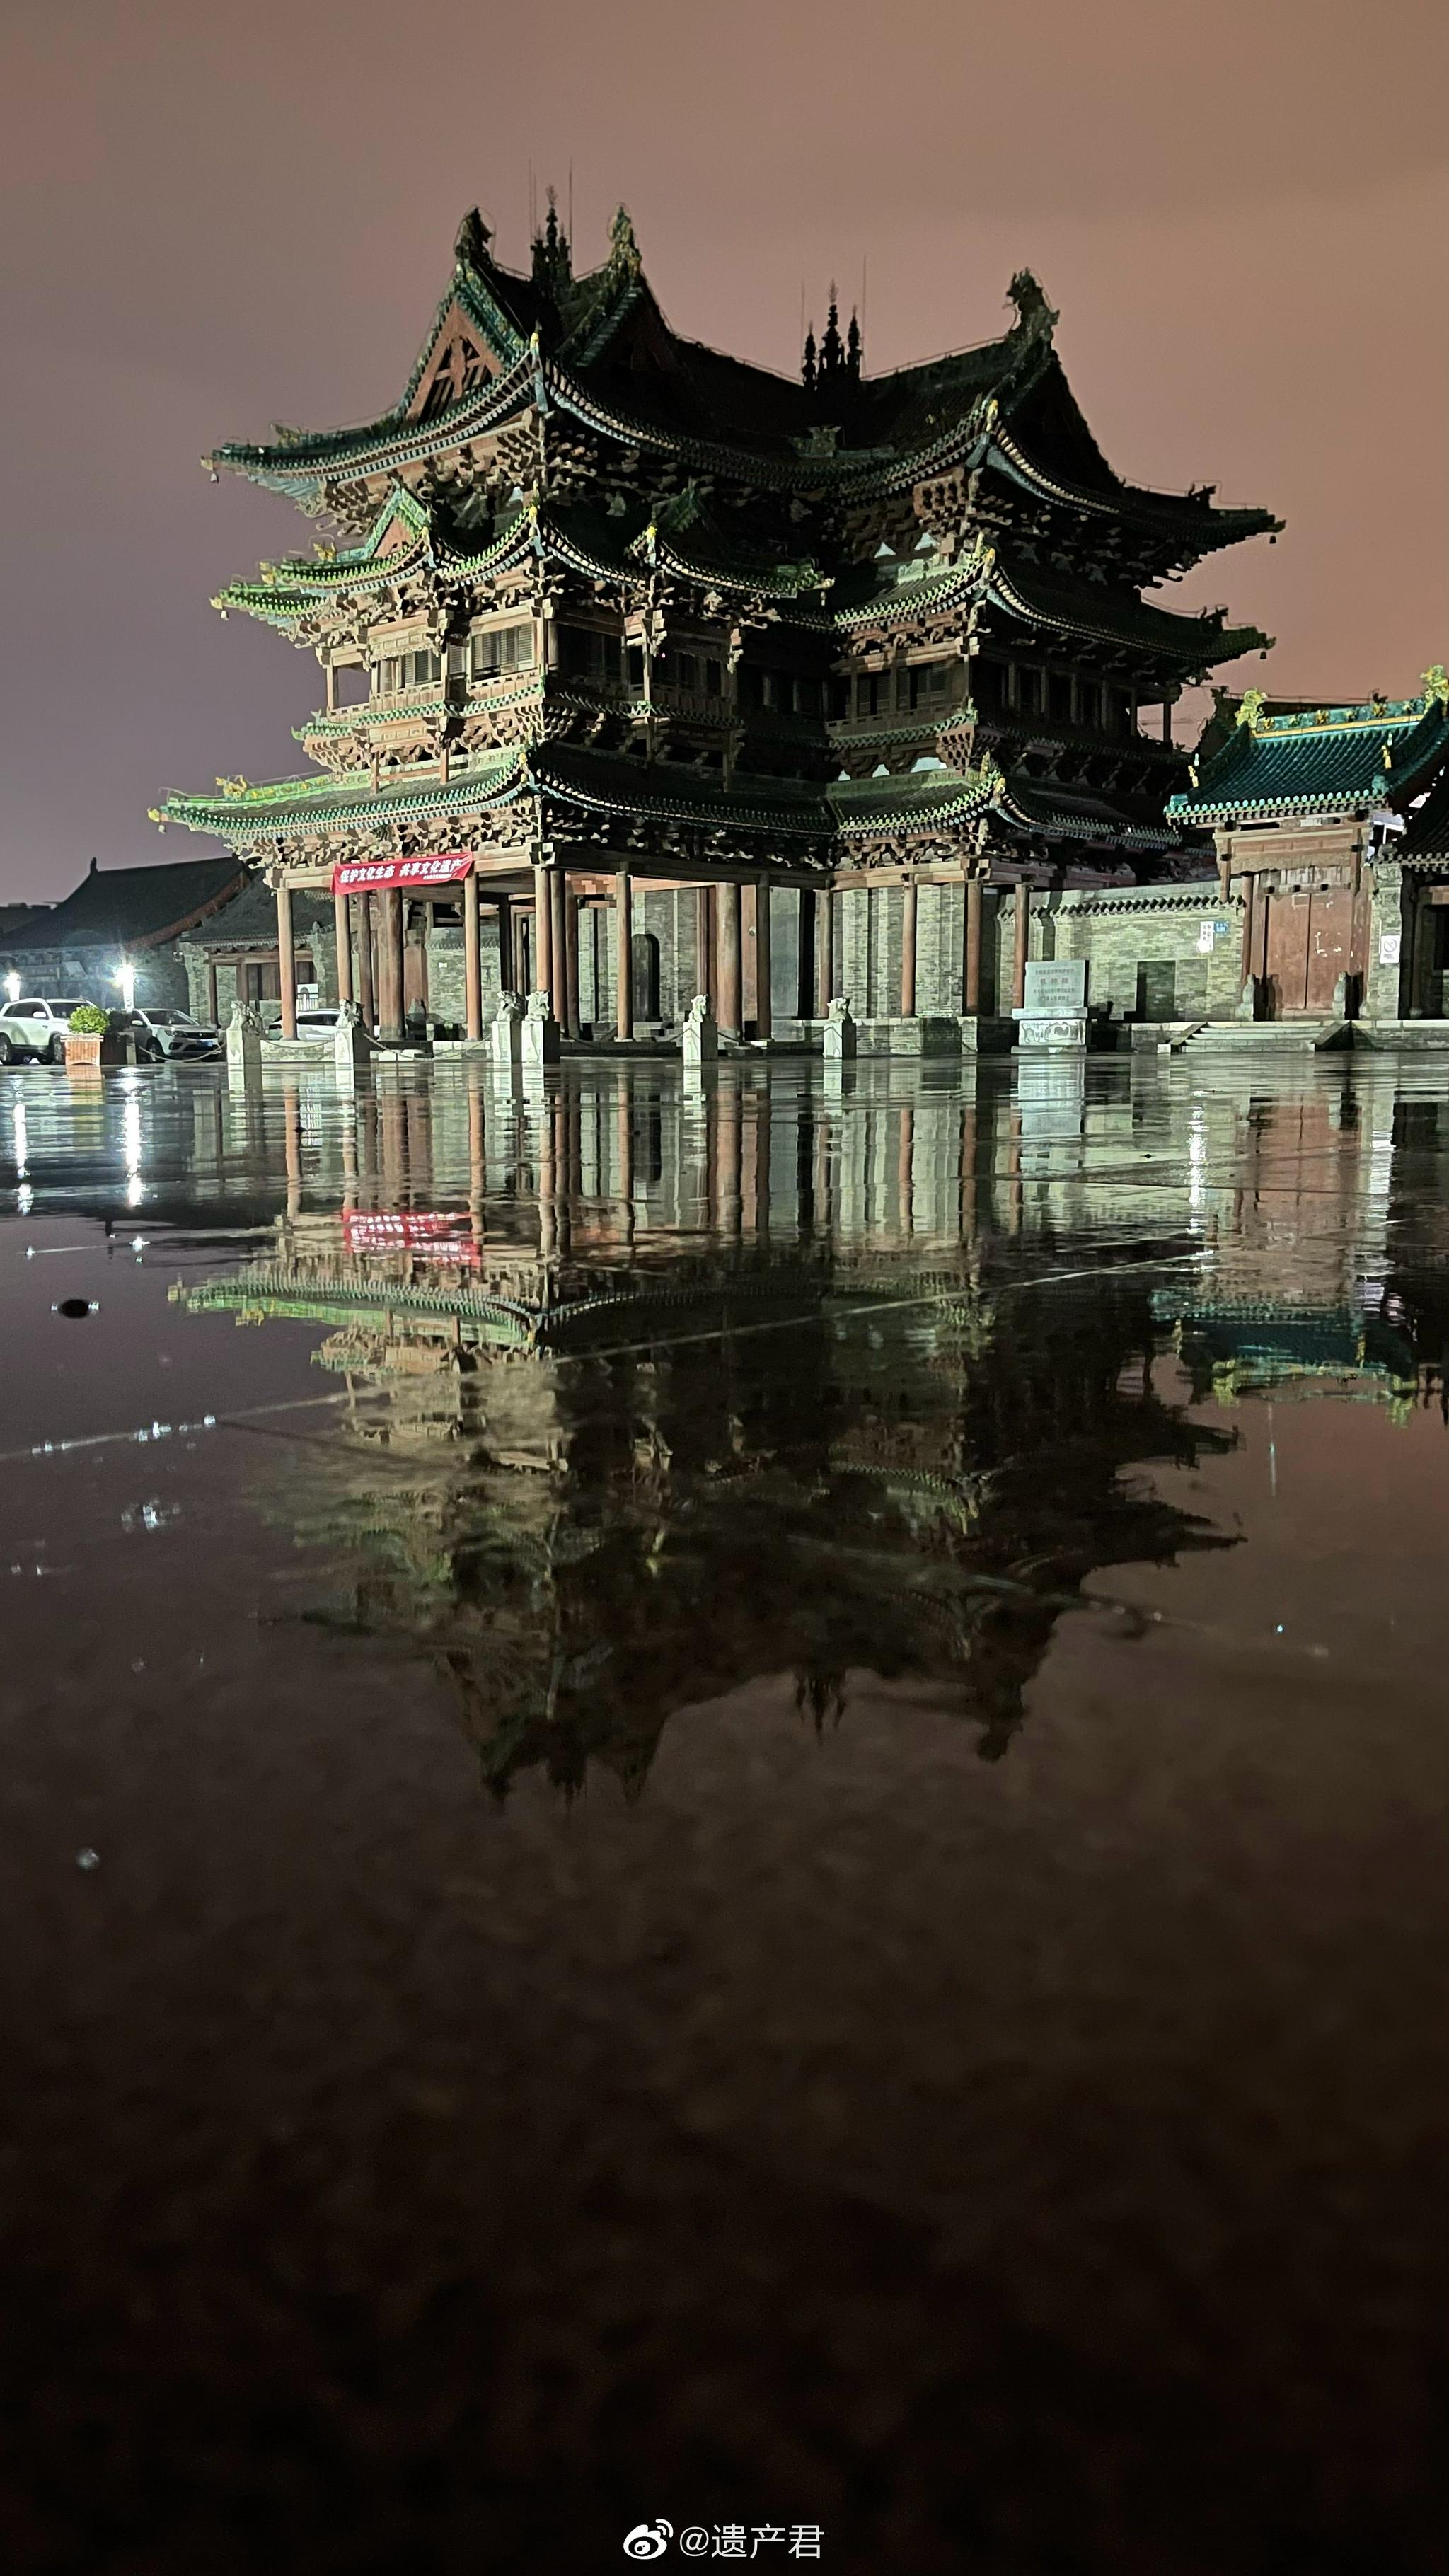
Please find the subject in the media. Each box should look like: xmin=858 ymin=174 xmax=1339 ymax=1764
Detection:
xmin=1022 ymin=959 xmax=1087 ymax=1015
xmin=1378 ymin=934 xmax=1402 ymax=966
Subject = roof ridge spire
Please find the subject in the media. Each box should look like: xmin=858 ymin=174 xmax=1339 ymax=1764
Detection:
xmin=531 ymin=185 xmax=572 ymax=297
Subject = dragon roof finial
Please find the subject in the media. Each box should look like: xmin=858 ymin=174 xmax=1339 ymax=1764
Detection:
xmin=1007 ymin=271 xmax=1058 ymax=340
xmin=454 ymin=207 xmax=492 ymax=272
xmin=608 ymin=206 xmax=641 ymax=278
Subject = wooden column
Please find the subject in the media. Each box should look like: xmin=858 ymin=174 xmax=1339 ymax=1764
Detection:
xmin=754 ymin=877 xmax=773 ymax=1039
xmin=1012 ymin=880 xmax=1029 ymax=1012
xmin=550 ymin=868 xmax=569 ymax=1027
xmin=1240 ymin=871 xmax=1257 ymax=994
xmin=616 ymin=869 xmax=634 ymax=1040
xmin=718 ymin=880 xmax=743 ymax=1034
xmin=695 ymin=886 xmax=714 ymax=1005
xmin=900 ymin=878 xmax=918 ymax=1019
xmin=204 ymin=959 xmax=219 ymax=1025
xmin=398 ymin=897 xmax=415 ymax=1032
xmin=333 ymin=884 xmax=354 ymax=1008
xmin=564 ymin=888 xmax=581 ymax=1038
xmin=463 ymin=867 xmax=483 ymax=1041
xmin=815 ymin=886 xmax=833 ymax=1016
xmin=377 ymin=886 xmax=404 ymax=1041
xmin=276 ymin=877 xmax=297 ymax=1039
xmin=1407 ymin=886 xmax=1431 ymax=1019
xmin=964 ymin=874 xmax=983 ymax=1015
xmin=495 ymin=894 xmax=514 ymax=994
xmin=533 ymin=862 xmax=552 ymax=1003
xmin=357 ymin=894 xmax=375 ymax=1030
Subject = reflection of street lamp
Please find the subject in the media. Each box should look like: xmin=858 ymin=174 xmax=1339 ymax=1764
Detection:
xmin=115 ymin=959 xmax=136 ymax=1013
xmin=4 ymin=971 xmax=19 ymax=1005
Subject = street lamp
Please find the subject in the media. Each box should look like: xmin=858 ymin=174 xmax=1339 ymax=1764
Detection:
xmin=115 ymin=959 xmax=136 ymax=1013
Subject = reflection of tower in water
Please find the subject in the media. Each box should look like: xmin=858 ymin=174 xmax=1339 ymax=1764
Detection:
xmin=181 ymin=1066 xmax=1241 ymax=1797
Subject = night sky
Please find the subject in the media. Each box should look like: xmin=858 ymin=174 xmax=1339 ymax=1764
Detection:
xmin=3 ymin=0 xmax=1446 ymax=901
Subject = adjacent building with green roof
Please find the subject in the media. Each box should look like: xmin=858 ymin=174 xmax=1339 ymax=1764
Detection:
xmin=1166 ymin=671 xmax=1449 ymax=1027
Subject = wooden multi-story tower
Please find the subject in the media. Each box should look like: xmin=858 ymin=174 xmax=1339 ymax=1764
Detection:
xmin=155 ymin=200 xmax=1278 ymax=1040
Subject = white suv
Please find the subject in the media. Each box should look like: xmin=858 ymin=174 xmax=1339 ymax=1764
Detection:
xmin=0 ymin=998 xmax=87 ymax=1064
xmin=120 ymin=1007 xmax=221 ymax=1062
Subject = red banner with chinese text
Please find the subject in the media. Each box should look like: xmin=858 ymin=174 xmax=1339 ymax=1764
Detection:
xmin=342 ymin=1211 xmax=481 ymax=1268
xmin=330 ymin=853 xmax=475 ymax=894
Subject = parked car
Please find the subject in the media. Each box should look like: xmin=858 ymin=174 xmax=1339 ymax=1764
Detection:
xmin=263 ymin=1007 xmax=346 ymax=1038
xmin=118 ymin=1007 xmax=221 ymax=1062
xmin=0 ymin=998 xmax=88 ymax=1063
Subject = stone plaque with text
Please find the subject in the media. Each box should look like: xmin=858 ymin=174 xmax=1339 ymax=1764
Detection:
xmin=1023 ymin=959 xmax=1087 ymax=1015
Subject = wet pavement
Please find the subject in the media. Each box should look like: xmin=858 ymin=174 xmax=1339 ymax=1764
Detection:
xmin=4 ymin=1051 xmax=1449 ymax=2574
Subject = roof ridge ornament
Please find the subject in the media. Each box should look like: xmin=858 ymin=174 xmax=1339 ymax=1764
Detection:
xmin=1007 ymin=271 xmax=1058 ymax=344
xmin=1236 ymin=688 xmax=1266 ymax=732
xmin=607 ymin=206 xmax=641 ymax=280
xmin=1422 ymin=662 xmax=1449 ymax=711
xmin=454 ymin=208 xmax=492 ymax=274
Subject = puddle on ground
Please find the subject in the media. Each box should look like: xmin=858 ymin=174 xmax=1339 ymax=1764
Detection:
xmin=4 ymin=1053 xmax=1449 ymax=2573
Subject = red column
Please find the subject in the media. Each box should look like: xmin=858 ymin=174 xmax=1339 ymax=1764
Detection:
xmin=754 ymin=877 xmax=773 ymax=1039
xmin=276 ymin=877 xmax=297 ymax=1039
xmin=964 ymin=875 xmax=983 ymax=1015
xmin=550 ymin=869 xmax=569 ymax=1027
xmin=718 ymin=882 xmax=742 ymax=1034
xmin=1012 ymin=882 xmax=1029 ymax=1012
xmin=564 ymin=887 xmax=581 ymax=1039
xmin=815 ymin=886 xmax=833 ymax=1015
xmin=900 ymin=879 xmax=918 ymax=1019
xmin=377 ymin=886 xmax=404 ymax=1041
xmin=463 ymin=868 xmax=483 ymax=1041
xmin=357 ymin=894 xmax=376 ymax=1030
xmin=333 ymin=884 xmax=353 ymax=1007
xmin=533 ymin=862 xmax=552 ymax=1004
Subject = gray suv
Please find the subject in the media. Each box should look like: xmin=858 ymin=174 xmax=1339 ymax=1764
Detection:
xmin=0 ymin=998 xmax=86 ymax=1064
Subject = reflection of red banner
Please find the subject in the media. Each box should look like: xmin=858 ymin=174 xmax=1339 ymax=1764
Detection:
xmin=342 ymin=1211 xmax=480 ymax=1267
xmin=331 ymin=853 xmax=474 ymax=893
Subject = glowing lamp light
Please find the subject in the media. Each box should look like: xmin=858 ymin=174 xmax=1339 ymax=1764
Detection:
xmin=115 ymin=959 xmax=137 ymax=1012
xmin=4 ymin=971 xmax=20 ymax=1005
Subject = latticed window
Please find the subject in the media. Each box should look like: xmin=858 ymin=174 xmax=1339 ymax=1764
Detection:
xmin=471 ymin=622 xmax=538 ymax=680
xmin=374 ymin=648 xmax=442 ymax=698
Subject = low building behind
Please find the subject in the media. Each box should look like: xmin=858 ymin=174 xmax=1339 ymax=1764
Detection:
xmin=0 ymin=855 xmax=246 ymax=1011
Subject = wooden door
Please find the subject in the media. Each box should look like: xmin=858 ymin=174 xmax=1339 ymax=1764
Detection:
xmin=1264 ymin=891 xmax=1310 ymax=1017
xmin=1305 ymin=886 xmax=1352 ymax=1015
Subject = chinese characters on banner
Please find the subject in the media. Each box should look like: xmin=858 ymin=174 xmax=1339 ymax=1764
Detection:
xmin=330 ymin=853 xmax=475 ymax=894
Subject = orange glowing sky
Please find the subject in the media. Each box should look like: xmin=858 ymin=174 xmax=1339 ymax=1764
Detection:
xmin=1 ymin=0 xmax=1447 ymax=897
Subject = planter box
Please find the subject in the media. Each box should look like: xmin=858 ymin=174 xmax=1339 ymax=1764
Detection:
xmin=64 ymin=1033 xmax=134 ymax=1069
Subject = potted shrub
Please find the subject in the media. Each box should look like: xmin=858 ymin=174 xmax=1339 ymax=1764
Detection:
xmin=64 ymin=1004 xmax=131 ymax=1069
